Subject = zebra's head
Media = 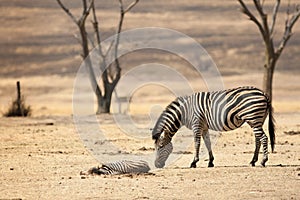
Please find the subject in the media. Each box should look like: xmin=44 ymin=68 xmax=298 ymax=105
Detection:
xmin=152 ymin=114 xmax=173 ymax=168
xmin=154 ymin=130 xmax=173 ymax=168
xmin=152 ymin=99 xmax=182 ymax=168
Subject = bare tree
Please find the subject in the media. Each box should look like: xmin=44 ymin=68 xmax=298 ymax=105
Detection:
xmin=238 ymin=0 xmax=300 ymax=101
xmin=56 ymin=0 xmax=139 ymax=113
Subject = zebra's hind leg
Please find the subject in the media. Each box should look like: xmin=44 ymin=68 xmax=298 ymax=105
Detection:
xmin=250 ymin=127 xmax=268 ymax=167
xmin=203 ymin=131 xmax=214 ymax=167
xmin=260 ymin=132 xmax=268 ymax=167
xmin=250 ymin=128 xmax=262 ymax=166
xmin=190 ymin=160 xmax=198 ymax=168
xmin=190 ymin=127 xmax=202 ymax=168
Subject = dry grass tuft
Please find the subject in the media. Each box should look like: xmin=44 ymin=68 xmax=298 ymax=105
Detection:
xmin=4 ymin=96 xmax=32 ymax=117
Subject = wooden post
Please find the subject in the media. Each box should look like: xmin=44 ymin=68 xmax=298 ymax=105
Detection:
xmin=16 ymin=81 xmax=24 ymax=116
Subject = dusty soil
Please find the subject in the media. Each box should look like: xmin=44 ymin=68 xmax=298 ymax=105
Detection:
xmin=1 ymin=114 xmax=299 ymax=199
xmin=1 ymin=0 xmax=300 ymax=199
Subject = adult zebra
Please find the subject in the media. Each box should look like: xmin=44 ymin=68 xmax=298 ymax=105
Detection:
xmin=152 ymin=86 xmax=275 ymax=168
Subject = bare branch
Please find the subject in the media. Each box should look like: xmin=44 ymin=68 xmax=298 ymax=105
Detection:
xmin=91 ymin=1 xmax=105 ymax=58
xmin=110 ymin=0 xmax=139 ymax=87
xmin=56 ymin=0 xmax=78 ymax=24
xmin=82 ymin=0 xmax=87 ymax=15
xmin=253 ymin=0 xmax=265 ymax=17
xmin=238 ymin=0 xmax=266 ymax=39
xmin=253 ymin=0 xmax=271 ymax=42
xmin=79 ymin=0 xmax=94 ymax=27
xmin=124 ymin=0 xmax=139 ymax=13
xmin=270 ymin=0 xmax=281 ymax=36
xmin=276 ymin=4 xmax=300 ymax=57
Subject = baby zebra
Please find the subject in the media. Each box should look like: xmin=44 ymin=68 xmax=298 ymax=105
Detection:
xmin=152 ymin=86 xmax=275 ymax=168
xmin=81 ymin=160 xmax=151 ymax=175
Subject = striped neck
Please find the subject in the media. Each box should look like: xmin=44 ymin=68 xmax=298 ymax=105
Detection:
xmin=177 ymin=95 xmax=194 ymax=129
xmin=152 ymin=98 xmax=183 ymax=140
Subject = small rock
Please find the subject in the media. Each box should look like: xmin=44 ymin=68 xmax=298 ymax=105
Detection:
xmin=138 ymin=147 xmax=147 ymax=151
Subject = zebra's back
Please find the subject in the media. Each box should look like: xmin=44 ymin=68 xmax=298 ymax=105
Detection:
xmin=197 ymin=87 xmax=269 ymax=131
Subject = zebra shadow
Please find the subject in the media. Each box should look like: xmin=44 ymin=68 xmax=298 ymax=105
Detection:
xmin=170 ymin=164 xmax=300 ymax=169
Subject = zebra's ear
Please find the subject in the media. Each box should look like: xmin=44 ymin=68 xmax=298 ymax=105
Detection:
xmin=152 ymin=133 xmax=160 ymax=140
xmin=152 ymin=129 xmax=162 ymax=140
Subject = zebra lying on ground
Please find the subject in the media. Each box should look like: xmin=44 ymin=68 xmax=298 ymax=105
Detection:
xmin=80 ymin=160 xmax=151 ymax=175
xmin=152 ymin=86 xmax=275 ymax=168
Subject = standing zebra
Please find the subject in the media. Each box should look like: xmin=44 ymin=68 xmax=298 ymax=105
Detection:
xmin=152 ymin=86 xmax=275 ymax=168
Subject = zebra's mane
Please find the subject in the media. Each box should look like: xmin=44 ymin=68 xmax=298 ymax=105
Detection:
xmin=152 ymin=109 xmax=167 ymax=140
xmin=152 ymin=97 xmax=183 ymax=140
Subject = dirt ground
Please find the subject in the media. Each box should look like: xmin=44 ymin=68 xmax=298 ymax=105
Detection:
xmin=1 ymin=113 xmax=299 ymax=199
xmin=1 ymin=0 xmax=300 ymax=199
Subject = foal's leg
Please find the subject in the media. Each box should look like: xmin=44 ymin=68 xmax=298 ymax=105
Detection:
xmin=203 ymin=130 xmax=214 ymax=167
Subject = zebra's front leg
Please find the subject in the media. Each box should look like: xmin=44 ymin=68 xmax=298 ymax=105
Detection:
xmin=190 ymin=127 xmax=202 ymax=168
xmin=250 ymin=128 xmax=262 ymax=166
xmin=203 ymin=130 xmax=214 ymax=167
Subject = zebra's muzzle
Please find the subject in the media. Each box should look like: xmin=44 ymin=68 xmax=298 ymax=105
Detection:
xmin=154 ymin=141 xmax=173 ymax=168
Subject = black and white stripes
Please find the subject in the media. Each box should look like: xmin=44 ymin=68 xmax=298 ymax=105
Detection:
xmin=84 ymin=160 xmax=151 ymax=175
xmin=154 ymin=140 xmax=173 ymax=168
xmin=152 ymin=86 xmax=275 ymax=168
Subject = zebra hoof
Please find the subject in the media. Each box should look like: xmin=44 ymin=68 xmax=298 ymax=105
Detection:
xmin=261 ymin=157 xmax=268 ymax=167
xmin=190 ymin=162 xmax=197 ymax=168
xmin=208 ymin=162 xmax=214 ymax=168
xmin=250 ymin=161 xmax=256 ymax=167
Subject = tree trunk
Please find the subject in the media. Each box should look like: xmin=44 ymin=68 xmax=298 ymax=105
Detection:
xmin=16 ymin=81 xmax=24 ymax=116
xmin=79 ymin=22 xmax=110 ymax=114
xmin=97 ymin=87 xmax=113 ymax=114
xmin=97 ymin=97 xmax=110 ymax=113
xmin=263 ymin=59 xmax=276 ymax=102
xmin=97 ymin=98 xmax=110 ymax=114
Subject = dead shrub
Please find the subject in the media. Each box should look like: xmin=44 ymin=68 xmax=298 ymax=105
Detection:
xmin=4 ymin=96 xmax=32 ymax=117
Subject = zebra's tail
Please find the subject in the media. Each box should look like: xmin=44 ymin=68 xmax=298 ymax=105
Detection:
xmin=268 ymin=101 xmax=276 ymax=153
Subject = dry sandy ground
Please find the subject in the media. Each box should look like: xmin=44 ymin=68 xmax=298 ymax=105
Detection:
xmin=1 ymin=0 xmax=300 ymax=199
xmin=0 ymin=112 xmax=299 ymax=199
xmin=0 ymin=76 xmax=300 ymax=199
